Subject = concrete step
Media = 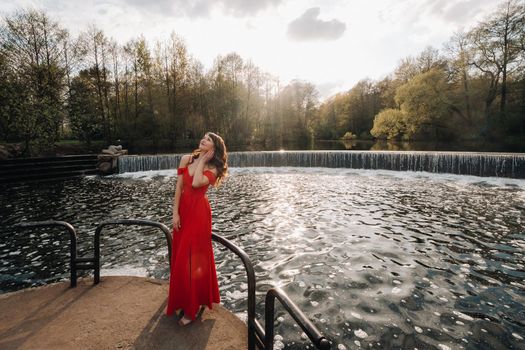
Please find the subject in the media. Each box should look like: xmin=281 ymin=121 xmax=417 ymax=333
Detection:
xmin=0 ymin=154 xmax=98 ymax=165
xmin=0 ymin=154 xmax=99 ymax=184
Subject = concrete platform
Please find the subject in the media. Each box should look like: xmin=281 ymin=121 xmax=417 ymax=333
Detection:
xmin=0 ymin=276 xmax=247 ymax=350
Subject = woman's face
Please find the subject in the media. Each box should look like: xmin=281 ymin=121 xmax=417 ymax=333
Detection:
xmin=199 ymin=134 xmax=215 ymax=152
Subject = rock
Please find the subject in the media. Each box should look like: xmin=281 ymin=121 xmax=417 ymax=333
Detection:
xmin=98 ymin=161 xmax=112 ymax=174
xmin=107 ymin=145 xmax=123 ymax=154
xmin=97 ymin=154 xmax=115 ymax=162
xmin=98 ymin=145 xmax=127 ymax=175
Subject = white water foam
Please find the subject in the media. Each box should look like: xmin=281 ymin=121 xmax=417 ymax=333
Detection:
xmin=114 ymin=167 xmax=525 ymax=188
xmin=100 ymin=265 xmax=148 ymax=277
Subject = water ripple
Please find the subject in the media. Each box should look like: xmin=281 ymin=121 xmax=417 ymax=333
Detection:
xmin=1 ymin=168 xmax=524 ymax=349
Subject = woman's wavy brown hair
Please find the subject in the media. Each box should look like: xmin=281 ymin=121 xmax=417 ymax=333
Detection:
xmin=191 ymin=132 xmax=228 ymax=186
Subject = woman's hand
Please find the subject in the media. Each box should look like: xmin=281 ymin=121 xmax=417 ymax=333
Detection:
xmin=201 ymin=150 xmax=214 ymax=163
xmin=173 ymin=213 xmax=181 ymax=232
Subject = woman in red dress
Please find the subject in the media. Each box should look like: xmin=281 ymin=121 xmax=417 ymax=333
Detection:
xmin=166 ymin=132 xmax=228 ymax=326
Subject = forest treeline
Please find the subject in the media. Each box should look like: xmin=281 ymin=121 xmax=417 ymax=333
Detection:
xmin=0 ymin=0 xmax=524 ymax=155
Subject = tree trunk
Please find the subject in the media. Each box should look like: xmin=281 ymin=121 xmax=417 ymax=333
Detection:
xmin=113 ymin=52 xmax=121 ymax=134
xmin=462 ymin=70 xmax=472 ymax=124
xmin=102 ymin=44 xmax=112 ymax=144
xmin=93 ymin=38 xmax=107 ymax=144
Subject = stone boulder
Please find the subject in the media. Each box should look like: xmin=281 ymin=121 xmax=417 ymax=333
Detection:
xmin=97 ymin=145 xmax=128 ymax=175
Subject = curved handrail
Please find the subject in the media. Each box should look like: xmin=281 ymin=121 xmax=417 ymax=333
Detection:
xmin=212 ymin=234 xmax=330 ymax=349
xmin=265 ymin=287 xmax=331 ymax=349
xmin=14 ymin=221 xmax=79 ymax=287
xmin=211 ymin=233 xmax=259 ymax=349
xmin=13 ymin=219 xmax=330 ymax=349
xmin=94 ymin=219 xmax=172 ymax=284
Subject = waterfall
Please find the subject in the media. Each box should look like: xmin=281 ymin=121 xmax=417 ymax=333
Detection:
xmin=118 ymin=154 xmax=184 ymax=174
xmin=118 ymin=151 xmax=525 ymax=178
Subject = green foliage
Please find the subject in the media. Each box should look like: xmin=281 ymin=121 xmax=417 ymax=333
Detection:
xmin=342 ymin=131 xmax=356 ymax=140
xmin=0 ymin=9 xmax=67 ymax=155
xmin=1 ymin=2 xmax=525 ymax=155
xmin=395 ymin=68 xmax=451 ymax=139
xmin=68 ymin=69 xmax=103 ymax=145
xmin=314 ymin=79 xmax=382 ymax=141
xmin=370 ymin=109 xmax=406 ymax=139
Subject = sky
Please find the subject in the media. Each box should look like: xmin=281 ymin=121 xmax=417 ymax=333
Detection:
xmin=0 ymin=0 xmax=501 ymax=99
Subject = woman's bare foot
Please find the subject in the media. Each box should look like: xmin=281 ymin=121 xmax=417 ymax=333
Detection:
xmin=178 ymin=315 xmax=192 ymax=326
xmin=176 ymin=306 xmax=205 ymax=326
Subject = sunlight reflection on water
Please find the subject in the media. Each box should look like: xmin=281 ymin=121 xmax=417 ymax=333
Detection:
xmin=1 ymin=168 xmax=524 ymax=349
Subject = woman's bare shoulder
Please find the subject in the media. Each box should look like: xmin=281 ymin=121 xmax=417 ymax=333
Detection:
xmin=179 ymin=154 xmax=191 ymax=167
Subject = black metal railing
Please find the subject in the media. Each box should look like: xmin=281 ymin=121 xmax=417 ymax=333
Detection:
xmin=211 ymin=233 xmax=260 ymax=348
xmin=15 ymin=219 xmax=330 ymax=349
xmin=14 ymin=220 xmax=90 ymax=288
xmin=14 ymin=219 xmax=171 ymax=287
xmin=265 ymin=288 xmax=331 ymax=350
xmin=93 ymin=219 xmax=172 ymax=284
xmin=212 ymin=234 xmax=330 ymax=349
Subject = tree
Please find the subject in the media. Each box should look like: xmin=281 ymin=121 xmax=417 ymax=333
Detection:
xmin=279 ymin=80 xmax=319 ymax=145
xmin=394 ymin=46 xmax=446 ymax=83
xmin=68 ymin=69 xmax=103 ymax=145
xmin=314 ymin=93 xmax=349 ymax=139
xmin=370 ymin=109 xmax=406 ymax=139
xmin=445 ymin=31 xmax=475 ymax=125
xmin=345 ymin=79 xmax=382 ymax=138
xmin=395 ymin=68 xmax=453 ymax=139
xmin=78 ymin=26 xmax=114 ymax=143
xmin=0 ymin=9 xmax=68 ymax=154
xmin=469 ymin=0 xmax=525 ymax=127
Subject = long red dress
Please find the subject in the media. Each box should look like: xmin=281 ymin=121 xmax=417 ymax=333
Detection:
xmin=166 ymin=166 xmax=221 ymax=320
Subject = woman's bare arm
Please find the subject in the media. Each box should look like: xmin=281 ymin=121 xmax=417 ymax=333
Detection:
xmin=192 ymin=150 xmax=216 ymax=188
xmin=173 ymin=155 xmax=190 ymax=230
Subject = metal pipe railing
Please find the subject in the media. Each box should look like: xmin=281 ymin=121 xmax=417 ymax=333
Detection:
xmin=14 ymin=221 xmax=81 ymax=287
xmin=212 ymin=233 xmax=259 ymax=349
xmin=212 ymin=234 xmax=330 ymax=349
xmin=93 ymin=219 xmax=172 ymax=284
xmin=14 ymin=219 xmax=330 ymax=349
xmin=253 ymin=319 xmax=266 ymax=349
xmin=265 ymin=287 xmax=331 ymax=350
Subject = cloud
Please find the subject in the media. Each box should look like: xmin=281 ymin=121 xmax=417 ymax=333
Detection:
xmin=287 ymin=7 xmax=346 ymax=41
xmin=413 ymin=0 xmax=497 ymax=25
xmin=220 ymin=0 xmax=281 ymax=17
xmin=124 ymin=0 xmax=280 ymax=18
xmin=440 ymin=0 xmax=496 ymax=24
xmin=316 ymin=80 xmax=346 ymax=100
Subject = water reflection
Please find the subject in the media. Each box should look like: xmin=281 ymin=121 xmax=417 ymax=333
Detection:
xmin=1 ymin=168 xmax=524 ymax=349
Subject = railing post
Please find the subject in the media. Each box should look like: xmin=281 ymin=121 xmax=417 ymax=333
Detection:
xmin=265 ymin=287 xmax=331 ymax=350
xmin=265 ymin=290 xmax=276 ymax=350
xmin=94 ymin=219 xmax=172 ymax=284
xmin=15 ymin=219 xmax=330 ymax=349
xmin=212 ymin=234 xmax=258 ymax=350
xmin=94 ymin=224 xmax=101 ymax=284
xmin=15 ymin=221 xmax=79 ymax=288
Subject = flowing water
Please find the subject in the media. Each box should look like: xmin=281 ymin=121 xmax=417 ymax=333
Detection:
xmin=1 ymin=168 xmax=525 ymax=349
xmin=118 ymin=151 xmax=525 ymax=178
